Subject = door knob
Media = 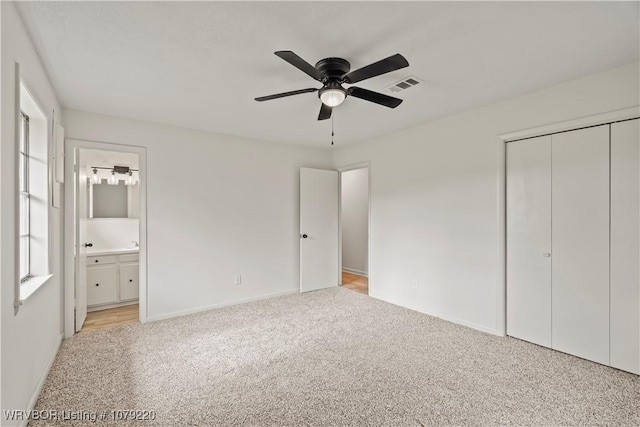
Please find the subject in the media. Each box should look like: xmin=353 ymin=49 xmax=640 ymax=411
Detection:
xmin=543 ymin=253 xmax=551 ymax=258
xmin=301 ymin=234 xmax=308 ymax=239
xmin=84 ymin=243 xmax=93 ymax=247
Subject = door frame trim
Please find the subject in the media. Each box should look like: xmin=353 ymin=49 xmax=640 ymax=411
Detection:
xmin=496 ymin=106 xmax=640 ymax=337
xmin=336 ymin=161 xmax=371 ymax=295
xmin=63 ymin=138 xmax=148 ymax=338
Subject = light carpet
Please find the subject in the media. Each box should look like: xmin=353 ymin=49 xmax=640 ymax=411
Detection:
xmin=32 ymin=288 xmax=639 ymax=426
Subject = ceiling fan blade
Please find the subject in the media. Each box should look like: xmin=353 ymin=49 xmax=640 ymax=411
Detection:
xmin=255 ymin=88 xmax=318 ymax=102
xmin=318 ymin=103 xmax=332 ymax=120
xmin=348 ymin=87 xmax=403 ymax=108
xmin=274 ymin=51 xmax=324 ymax=81
xmin=344 ymin=54 xmax=409 ymax=84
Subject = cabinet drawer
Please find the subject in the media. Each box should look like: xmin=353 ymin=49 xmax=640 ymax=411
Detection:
xmin=119 ymin=263 xmax=139 ymax=301
xmin=119 ymin=253 xmax=139 ymax=263
xmin=88 ymin=255 xmax=117 ymax=265
xmin=87 ymin=265 xmax=118 ymax=306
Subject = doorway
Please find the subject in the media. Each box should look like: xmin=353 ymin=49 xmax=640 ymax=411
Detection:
xmin=64 ymin=139 xmax=147 ymax=338
xmin=340 ymin=166 xmax=370 ymax=295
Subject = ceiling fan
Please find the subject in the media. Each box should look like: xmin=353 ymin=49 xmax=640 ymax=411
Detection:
xmin=255 ymin=51 xmax=409 ymax=120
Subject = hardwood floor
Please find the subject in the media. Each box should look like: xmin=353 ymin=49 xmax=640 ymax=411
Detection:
xmin=80 ymin=304 xmax=139 ymax=333
xmin=342 ymin=271 xmax=368 ymax=295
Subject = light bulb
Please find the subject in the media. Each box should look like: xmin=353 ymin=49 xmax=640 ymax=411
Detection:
xmin=107 ymin=171 xmax=119 ymax=185
xmin=320 ymin=88 xmax=346 ymax=107
xmin=91 ymin=168 xmax=101 ymax=185
xmin=125 ymin=171 xmax=137 ymax=186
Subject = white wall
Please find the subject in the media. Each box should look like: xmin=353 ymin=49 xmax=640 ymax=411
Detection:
xmin=1 ymin=2 xmax=64 ymax=423
xmin=63 ymin=109 xmax=333 ymax=320
xmin=86 ymin=219 xmax=139 ymax=251
xmin=341 ymin=168 xmax=368 ymax=275
xmin=333 ymin=62 xmax=640 ymax=335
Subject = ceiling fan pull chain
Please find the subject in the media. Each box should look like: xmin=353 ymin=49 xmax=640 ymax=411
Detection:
xmin=331 ymin=115 xmax=334 ymax=146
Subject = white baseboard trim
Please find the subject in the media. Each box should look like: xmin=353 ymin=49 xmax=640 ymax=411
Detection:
xmin=20 ymin=333 xmax=63 ymax=427
xmin=371 ymin=293 xmax=500 ymax=336
xmin=342 ymin=267 xmax=368 ymax=277
xmin=146 ymin=289 xmax=298 ymax=322
xmin=87 ymin=299 xmax=138 ymax=312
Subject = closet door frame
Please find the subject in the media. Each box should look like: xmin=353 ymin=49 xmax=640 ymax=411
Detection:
xmin=497 ymin=106 xmax=640 ymax=338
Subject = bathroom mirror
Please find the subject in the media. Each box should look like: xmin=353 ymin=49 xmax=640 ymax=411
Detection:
xmin=89 ymin=180 xmax=139 ymax=219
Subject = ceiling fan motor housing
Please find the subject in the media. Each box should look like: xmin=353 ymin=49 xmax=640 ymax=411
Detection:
xmin=315 ymin=57 xmax=351 ymax=81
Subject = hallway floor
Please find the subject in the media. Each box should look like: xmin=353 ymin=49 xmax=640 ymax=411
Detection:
xmin=80 ymin=304 xmax=139 ymax=333
xmin=342 ymin=271 xmax=368 ymax=295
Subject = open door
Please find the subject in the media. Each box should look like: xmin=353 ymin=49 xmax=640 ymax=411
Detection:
xmin=75 ymin=149 xmax=88 ymax=331
xmin=300 ymin=167 xmax=339 ymax=292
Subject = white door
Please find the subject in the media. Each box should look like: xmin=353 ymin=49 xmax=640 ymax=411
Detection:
xmin=552 ymin=125 xmax=610 ymax=365
xmin=300 ymin=167 xmax=339 ymax=292
xmin=506 ymin=135 xmax=552 ymax=347
xmin=75 ymin=150 xmax=89 ymax=331
xmin=610 ymin=118 xmax=640 ymax=374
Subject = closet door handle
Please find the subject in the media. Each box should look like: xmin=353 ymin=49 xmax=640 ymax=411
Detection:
xmin=543 ymin=253 xmax=551 ymax=258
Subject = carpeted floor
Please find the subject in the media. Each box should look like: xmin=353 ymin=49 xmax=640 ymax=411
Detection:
xmin=33 ymin=288 xmax=639 ymax=426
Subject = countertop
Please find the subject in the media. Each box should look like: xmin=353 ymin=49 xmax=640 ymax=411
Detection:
xmin=86 ymin=248 xmax=139 ymax=256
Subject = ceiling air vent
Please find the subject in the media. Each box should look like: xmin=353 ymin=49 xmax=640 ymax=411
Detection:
xmin=387 ymin=76 xmax=422 ymax=93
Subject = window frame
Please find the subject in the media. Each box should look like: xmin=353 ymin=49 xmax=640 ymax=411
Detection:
xmin=18 ymin=111 xmax=31 ymax=283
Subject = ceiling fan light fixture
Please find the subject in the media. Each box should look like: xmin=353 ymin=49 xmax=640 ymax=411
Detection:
xmin=319 ymin=87 xmax=346 ymax=107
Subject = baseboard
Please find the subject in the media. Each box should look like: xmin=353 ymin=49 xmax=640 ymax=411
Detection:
xmin=20 ymin=333 xmax=63 ymax=427
xmin=370 ymin=292 xmax=500 ymax=336
xmin=342 ymin=267 xmax=368 ymax=277
xmin=87 ymin=299 xmax=138 ymax=312
xmin=146 ymin=289 xmax=298 ymax=322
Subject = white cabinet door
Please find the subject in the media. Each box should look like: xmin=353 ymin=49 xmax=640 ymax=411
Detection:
xmin=119 ymin=263 xmax=139 ymax=301
xmin=610 ymin=119 xmax=640 ymax=374
xmin=87 ymin=265 xmax=118 ymax=306
xmin=551 ymin=125 xmax=610 ymax=365
xmin=506 ymin=135 xmax=552 ymax=347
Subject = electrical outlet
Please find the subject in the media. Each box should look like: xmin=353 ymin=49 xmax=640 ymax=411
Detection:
xmin=411 ymin=279 xmax=418 ymax=289
xmin=234 ymin=274 xmax=241 ymax=285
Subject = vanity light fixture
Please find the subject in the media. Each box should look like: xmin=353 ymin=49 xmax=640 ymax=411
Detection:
xmin=107 ymin=170 xmax=119 ymax=185
xmin=124 ymin=171 xmax=137 ymax=186
xmin=91 ymin=168 xmax=101 ymax=185
xmin=91 ymin=165 xmax=140 ymax=186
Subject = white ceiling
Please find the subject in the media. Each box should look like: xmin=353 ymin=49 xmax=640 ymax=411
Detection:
xmin=16 ymin=2 xmax=639 ymax=148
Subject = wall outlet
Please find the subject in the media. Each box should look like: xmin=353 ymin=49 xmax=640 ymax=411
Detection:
xmin=411 ymin=279 xmax=418 ymax=289
xmin=234 ymin=274 xmax=242 ymax=285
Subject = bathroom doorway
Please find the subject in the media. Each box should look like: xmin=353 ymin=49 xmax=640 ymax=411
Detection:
xmin=64 ymin=139 xmax=147 ymax=337
xmin=340 ymin=165 xmax=370 ymax=295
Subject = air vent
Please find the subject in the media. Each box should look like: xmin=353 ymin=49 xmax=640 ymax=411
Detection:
xmin=387 ymin=76 xmax=422 ymax=93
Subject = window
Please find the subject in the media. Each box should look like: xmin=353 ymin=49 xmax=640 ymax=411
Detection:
xmin=19 ymin=112 xmax=30 ymax=282
xmin=17 ymin=81 xmax=51 ymax=301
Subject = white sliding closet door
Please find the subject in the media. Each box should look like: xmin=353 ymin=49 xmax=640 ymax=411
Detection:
xmin=610 ymin=119 xmax=640 ymax=374
xmin=506 ymin=136 xmax=552 ymax=347
xmin=551 ymin=125 xmax=610 ymax=365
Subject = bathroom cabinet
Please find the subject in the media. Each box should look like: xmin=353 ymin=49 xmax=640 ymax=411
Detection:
xmin=87 ymin=251 xmax=139 ymax=310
